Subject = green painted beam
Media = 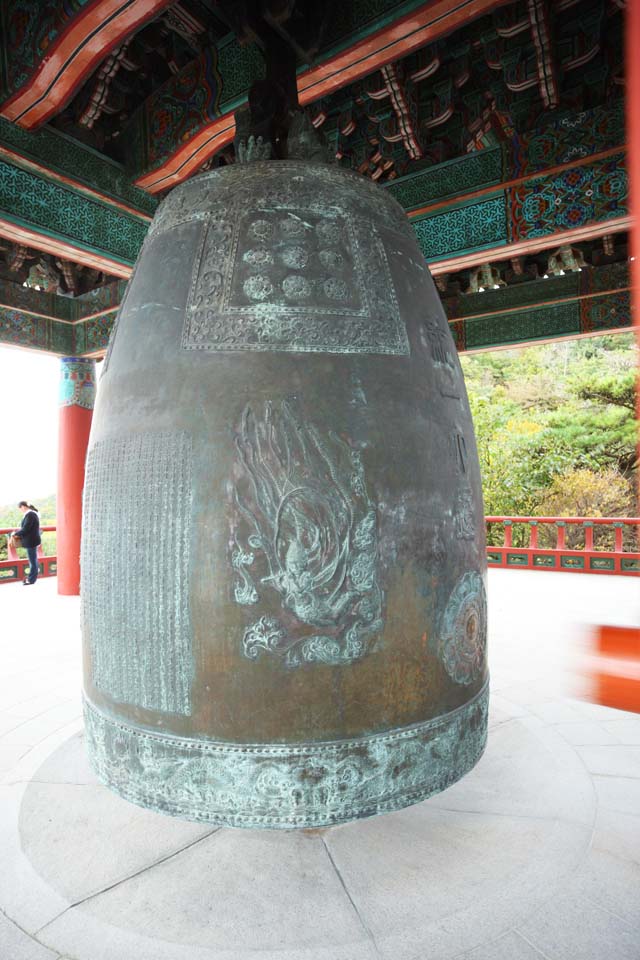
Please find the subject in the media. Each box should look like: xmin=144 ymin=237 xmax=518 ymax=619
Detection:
xmin=448 ymin=264 xmax=631 ymax=352
xmin=0 ymin=278 xmax=123 ymax=355
xmin=0 ymin=277 xmax=125 ymax=319
xmin=410 ymin=151 xmax=627 ymax=264
xmin=0 ymin=277 xmax=75 ymax=320
xmin=452 ymin=290 xmax=632 ymax=352
xmin=0 ymin=117 xmax=157 ymax=217
xmin=0 ymin=304 xmax=72 ymax=353
xmin=0 ymin=157 xmax=149 ymax=269
xmin=413 ymin=194 xmax=508 ymax=262
xmin=444 ymin=262 xmax=628 ymax=318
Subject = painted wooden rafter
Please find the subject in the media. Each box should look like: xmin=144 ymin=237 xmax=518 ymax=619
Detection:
xmin=0 ymin=0 xmax=175 ymax=129
xmin=494 ymin=8 xmax=529 ymax=37
xmin=527 ymin=0 xmax=559 ymax=108
xmin=364 ymin=63 xmax=424 ymax=161
xmin=78 ymin=41 xmax=130 ymax=129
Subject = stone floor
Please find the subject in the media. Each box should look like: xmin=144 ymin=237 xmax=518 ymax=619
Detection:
xmin=0 ymin=570 xmax=638 ymax=960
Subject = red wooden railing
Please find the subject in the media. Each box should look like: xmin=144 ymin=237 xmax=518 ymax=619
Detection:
xmin=486 ymin=517 xmax=640 ymax=576
xmin=0 ymin=526 xmax=57 ymax=584
xmin=1 ymin=518 xmax=638 ymax=584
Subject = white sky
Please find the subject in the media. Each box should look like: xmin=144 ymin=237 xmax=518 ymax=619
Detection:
xmin=0 ymin=346 xmax=62 ymax=505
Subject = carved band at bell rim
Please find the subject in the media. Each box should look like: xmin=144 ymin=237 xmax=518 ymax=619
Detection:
xmin=231 ymin=400 xmax=384 ymax=667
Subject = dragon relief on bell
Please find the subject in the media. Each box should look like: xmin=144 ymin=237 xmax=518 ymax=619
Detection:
xmin=230 ymin=400 xmax=384 ymax=666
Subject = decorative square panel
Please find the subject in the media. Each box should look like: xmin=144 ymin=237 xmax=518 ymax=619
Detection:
xmin=182 ymin=206 xmax=408 ymax=355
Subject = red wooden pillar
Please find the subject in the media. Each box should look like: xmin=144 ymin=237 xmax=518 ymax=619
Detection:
xmin=57 ymin=358 xmax=96 ymax=595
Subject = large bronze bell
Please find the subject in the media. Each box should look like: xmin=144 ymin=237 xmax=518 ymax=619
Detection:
xmin=81 ymin=159 xmax=488 ymax=829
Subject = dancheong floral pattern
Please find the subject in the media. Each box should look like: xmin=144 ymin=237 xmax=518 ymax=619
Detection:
xmin=0 ymin=159 xmax=148 ymax=265
xmin=508 ymin=154 xmax=627 ymax=242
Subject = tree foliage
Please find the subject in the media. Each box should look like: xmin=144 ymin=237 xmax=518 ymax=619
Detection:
xmin=461 ymin=334 xmax=638 ymax=526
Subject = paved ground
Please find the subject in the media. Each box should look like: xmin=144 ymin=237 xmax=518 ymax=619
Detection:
xmin=0 ymin=570 xmax=638 ymax=960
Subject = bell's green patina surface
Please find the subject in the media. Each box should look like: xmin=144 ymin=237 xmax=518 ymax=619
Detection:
xmin=82 ymin=160 xmax=489 ymax=828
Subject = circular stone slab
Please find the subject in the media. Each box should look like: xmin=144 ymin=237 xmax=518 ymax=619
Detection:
xmin=4 ymin=711 xmax=594 ymax=960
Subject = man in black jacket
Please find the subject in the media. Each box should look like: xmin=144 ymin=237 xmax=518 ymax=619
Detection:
xmin=14 ymin=502 xmax=41 ymax=586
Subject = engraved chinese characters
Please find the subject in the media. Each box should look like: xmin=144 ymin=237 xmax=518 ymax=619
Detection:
xmin=84 ymin=160 xmax=488 ymax=830
xmin=82 ymin=432 xmax=194 ymax=715
xmin=450 ymin=429 xmax=477 ymax=540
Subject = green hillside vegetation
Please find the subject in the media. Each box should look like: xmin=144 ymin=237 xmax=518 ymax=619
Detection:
xmin=460 ymin=333 xmax=638 ymax=548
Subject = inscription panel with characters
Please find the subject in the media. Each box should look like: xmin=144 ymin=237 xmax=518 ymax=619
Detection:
xmin=82 ymin=431 xmax=195 ymax=716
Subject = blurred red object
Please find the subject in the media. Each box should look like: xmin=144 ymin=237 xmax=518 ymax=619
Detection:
xmin=588 ymin=0 xmax=640 ymax=718
xmin=591 ymin=626 xmax=640 ymax=714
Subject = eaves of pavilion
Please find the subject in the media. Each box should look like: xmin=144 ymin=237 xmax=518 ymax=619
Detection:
xmin=0 ymin=0 xmax=630 ymax=359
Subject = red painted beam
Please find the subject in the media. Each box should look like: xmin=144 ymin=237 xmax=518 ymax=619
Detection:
xmin=298 ymin=0 xmax=505 ymax=104
xmin=0 ymin=0 xmax=174 ymax=129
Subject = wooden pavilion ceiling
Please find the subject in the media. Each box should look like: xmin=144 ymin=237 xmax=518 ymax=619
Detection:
xmin=312 ymin=0 xmax=624 ymax=184
xmin=0 ymin=0 xmax=625 ymax=193
xmin=0 ymin=0 xmax=628 ymax=313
